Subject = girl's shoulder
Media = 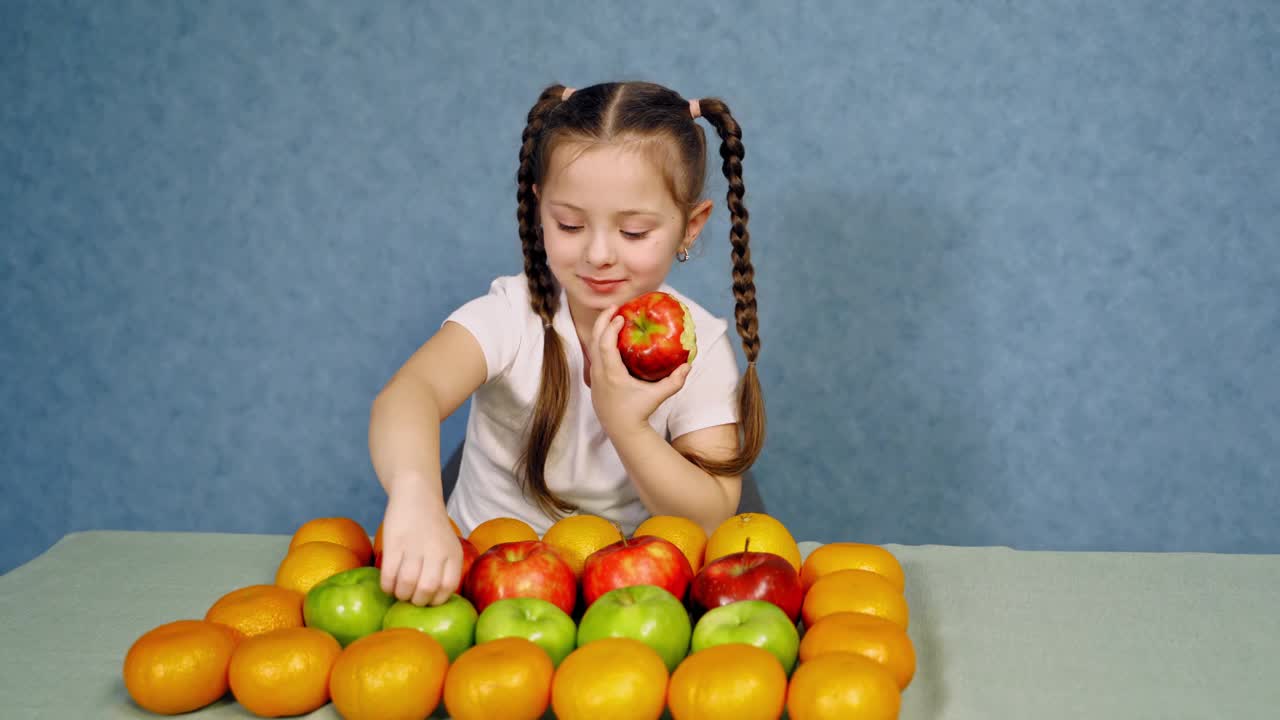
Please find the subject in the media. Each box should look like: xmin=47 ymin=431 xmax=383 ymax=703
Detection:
xmin=477 ymin=273 xmax=534 ymax=306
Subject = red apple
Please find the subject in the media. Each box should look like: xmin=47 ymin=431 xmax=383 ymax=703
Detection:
xmin=613 ymin=291 xmax=697 ymax=381
xmin=457 ymin=537 xmax=478 ymax=590
xmin=463 ymin=540 xmax=576 ymax=616
xmin=690 ymin=540 xmax=804 ymax=622
xmin=582 ymin=535 xmax=694 ymax=607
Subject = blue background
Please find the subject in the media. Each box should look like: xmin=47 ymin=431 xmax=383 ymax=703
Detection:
xmin=3 ymin=0 xmax=1277 ymax=573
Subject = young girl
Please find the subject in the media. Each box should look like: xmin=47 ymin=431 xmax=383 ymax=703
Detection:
xmin=369 ymin=81 xmax=765 ymax=607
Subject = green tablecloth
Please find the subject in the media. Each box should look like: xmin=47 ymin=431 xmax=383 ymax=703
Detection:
xmin=2 ymin=531 xmax=1277 ymax=718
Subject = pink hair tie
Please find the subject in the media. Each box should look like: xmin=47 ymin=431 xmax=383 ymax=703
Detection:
xmin=688 ymin=99 xmax=701 ymax=119
xmin=561 ymin=87 xmax=576 ymax=101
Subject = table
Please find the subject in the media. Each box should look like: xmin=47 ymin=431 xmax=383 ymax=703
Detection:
xmin=2 ymin=531 xmax=1276 ymax=718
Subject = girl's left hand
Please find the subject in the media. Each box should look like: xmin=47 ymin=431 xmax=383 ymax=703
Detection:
xmin=585 ymin=304 xmax=691 ymax=436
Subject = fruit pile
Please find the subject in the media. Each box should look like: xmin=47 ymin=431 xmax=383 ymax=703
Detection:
xmin=123 ymin=512 xmax=914 ymax=719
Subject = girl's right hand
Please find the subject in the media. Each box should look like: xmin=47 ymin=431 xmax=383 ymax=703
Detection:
xmin=377 ymin=482 xmax=462 ymax=607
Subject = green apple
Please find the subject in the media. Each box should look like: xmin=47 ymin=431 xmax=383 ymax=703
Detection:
xmin=691 ymin=599 xmax=800 ymax=673
xmin=381 ymin=593 xmax=478 ymax=662
xmin=303 ymin=566 xmax=396 ymax=647
xmin=576 ymin=584 xmax=691 ymax=672
xmin=475 ymin=597 xmax=577 ymax=666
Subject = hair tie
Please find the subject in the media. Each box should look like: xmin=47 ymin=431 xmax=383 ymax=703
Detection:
xmin=688 ymin=99 xmax=701 ymax=119
xmin=561 ymin=87 xmax=576 ymax=101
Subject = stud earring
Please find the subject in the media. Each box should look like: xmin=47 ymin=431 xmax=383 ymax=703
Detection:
xmin=676 ymin=248 xmax=689 ymax=262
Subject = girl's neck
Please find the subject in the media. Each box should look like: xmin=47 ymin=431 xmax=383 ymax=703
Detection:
xmin=567 ymin=297 xmax=601 ymax=350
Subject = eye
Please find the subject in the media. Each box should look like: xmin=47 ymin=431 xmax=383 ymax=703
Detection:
xmin=556 ymin=223 xmax=583 ymax=233
xmin=621 ymin=230 xmax=651 ymax=240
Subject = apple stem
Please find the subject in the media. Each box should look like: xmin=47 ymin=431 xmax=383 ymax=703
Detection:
xmin=744 ymin=538 xmax=751 ymax=554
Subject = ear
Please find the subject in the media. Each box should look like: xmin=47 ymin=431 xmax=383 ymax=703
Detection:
xmin=683 ymin=199 xmax=714 ymax=253
xmin=533 ymin=183 xmax=540 ymax=200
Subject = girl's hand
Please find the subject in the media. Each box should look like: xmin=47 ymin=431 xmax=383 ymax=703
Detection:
xmin=586 ymin=305 xmax=692 ymax=436
xmin=377 ymin=481 xmax=462 ymax=607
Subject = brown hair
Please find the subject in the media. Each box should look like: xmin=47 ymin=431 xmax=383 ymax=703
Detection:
xmin=514 ymin=81 xmax=765 ymax=518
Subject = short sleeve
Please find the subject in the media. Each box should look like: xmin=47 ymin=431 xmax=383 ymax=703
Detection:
xmin=666 ymin=331 xmax=742 ymax=440
xmin=443 ymin=277 xmax=527 ymax=383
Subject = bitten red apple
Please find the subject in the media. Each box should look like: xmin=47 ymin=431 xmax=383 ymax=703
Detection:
xmin=690 ymin=540 xmax=804 ymax=622
xmin=463 ymin=540 xmax=576 ymax=616
xmin=582 ymin=535 xmax=694 ymax=607
xmin=613 ymin=291 xmax=697 ymax=381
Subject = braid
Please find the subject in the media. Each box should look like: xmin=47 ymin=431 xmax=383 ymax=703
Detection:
xmin=697 ymin=99 xmax=760 ymax=363
xmin=683 ymin=97 xmax=766 ymax=477
xmin=518 ymin=85 xmax=568 ymax=325
xmin=515 ymin=84 xmax=577 ymax=518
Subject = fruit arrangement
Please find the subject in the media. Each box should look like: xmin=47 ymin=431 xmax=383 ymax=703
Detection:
xmin=123 ymin=513 xmax=914 ymax=719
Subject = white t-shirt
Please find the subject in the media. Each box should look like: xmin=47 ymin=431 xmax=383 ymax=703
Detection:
xmin=443 ymin=274 xmax=741 ymax=536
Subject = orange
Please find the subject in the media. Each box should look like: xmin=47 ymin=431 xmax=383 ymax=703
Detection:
xmin=204 ymin=584 xmax=304 ymax=638
xmin=800 ymin=542 xmax=905 ymax=593
xmin=443 ymin=637 xmax=554 ymax=720
xmin=802 ymin=569 xmax=909 ymax=630
xmin=329 ymin=628 xmax=450 ymax=720
xmin=704 ymin=513 xmax=801 ymax=571
xmin=798 ymin=612 xmax=916 ymax=689
xmin=785 ymin=652 xmax=901 ymax=720
xmin=275 ymin=541 xmax=363 ymax=595
xmin=122 ymin=619 xmax=242 ymax=715
xmin=634 ymin=515 xmax=707 ymax=572
xmin=551 ymin=637 xmax=669 ymax=720
xmin=467 ymin=517 xmax=539 ymax=555
xmin=667 ymin=643 xmax=786 ymax=720
xmin=228 ymin=626 xmax=341 ymax=717
xmin=542 ymin=514 xmax=624 ymax=576
xmin=290 ymin=517 xmax=374 ymax=566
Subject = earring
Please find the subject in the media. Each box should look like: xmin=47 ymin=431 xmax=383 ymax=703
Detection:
xmin=676 ymin=248 xmax=689 ymax=262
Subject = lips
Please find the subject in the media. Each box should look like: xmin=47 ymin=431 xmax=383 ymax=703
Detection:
xmin=581 ymin=277 xmax=625 ymax=293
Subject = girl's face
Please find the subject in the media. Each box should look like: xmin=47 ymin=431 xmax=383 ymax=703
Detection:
xmin=537 ymin=143 xmax=711 ymax=328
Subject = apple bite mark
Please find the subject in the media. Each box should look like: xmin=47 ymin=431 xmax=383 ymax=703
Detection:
xmin=679 ymin=302 xmax=697 ymax=364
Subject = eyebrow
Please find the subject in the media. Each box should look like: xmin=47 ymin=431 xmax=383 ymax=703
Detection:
xmin=548 ymin=201 xmax=661 ymax=218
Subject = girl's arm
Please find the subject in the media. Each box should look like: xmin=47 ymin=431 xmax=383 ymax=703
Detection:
xmin=369 ymin=321 xmax=485 ymax=498
xmin=585 ymin=310 xmax=744 ymax=533
xmin=368 ymin=321 xmax=487 ymax=606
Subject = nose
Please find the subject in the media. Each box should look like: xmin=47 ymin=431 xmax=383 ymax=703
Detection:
xmin=585 ymin=228 xmax=615 ymax=267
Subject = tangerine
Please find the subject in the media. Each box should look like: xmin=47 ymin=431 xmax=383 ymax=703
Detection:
xmin=542 ymin=514 xmax=624 ymax=577
xmin=329 ymin=628 xmax=449 ymax=720
xmin=634 ymin=515 xmax=707 ymax=572
xmin=443 ymin=637 xmax=554 ymax=720
xmin=204 ymin=584 xmax=304 ymax=638
xmin=785 ymin=651 xmax=901 ymax=720
xmin=228 ymin=626 xmax=341 ymax=717
xmin=122 ymin=619 xmax=241 ymax=715
xmin=800 ymin=542 xmax=905 ymax=592
xmin=799 ymin=612 xmax=916 ymax=689
xmin=275 ymin=540 xmax=363 ymax=595
xmin=468 ymin=517 xmax=539 ymax=554
xmin=290 ymin=517 xmax=374 ymax=565
xmin=802 ymin=569 xmax=910 ymax=630
xmin=551 ymin=637 xmax=669 ymax=720
xmin=667 ymin=643 xmax=787 ymax=720
xmin=704 ymin=513 xmax=801 ymax=571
